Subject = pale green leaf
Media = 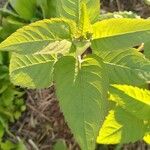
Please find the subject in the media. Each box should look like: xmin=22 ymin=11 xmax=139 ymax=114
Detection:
xmin=110 ymin=85 xmax=150 ymax=120
xmin=55 ymin=0 xmax=100 ymax=25
xmin=54 ymin=55 xmax=109 ymax=150
xmin=0 ymin=18 xmax=74 ymax=54
xmin=9 ymin=0 xmax=36 ymax=20
xmin=10 ymin=53 xmax=56 ymax=89
xmin=96 ymin=49 xmax=150 ymax=87
xmin=92 ymin=18 xmax=150 ymax=52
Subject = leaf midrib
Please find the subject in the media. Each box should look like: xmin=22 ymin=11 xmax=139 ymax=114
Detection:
xmin=93 ymin=29 xmax=150 ymax=40
xmin=10 ymin=58 xmax=56 ymax=73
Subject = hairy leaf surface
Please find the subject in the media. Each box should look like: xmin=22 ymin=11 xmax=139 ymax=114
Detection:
xmin=54 ymin=55 xmax=109 ymax=150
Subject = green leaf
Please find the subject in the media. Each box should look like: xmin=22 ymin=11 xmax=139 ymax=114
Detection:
xmin=55 ymin=0 xmax=100 ymax=25
xmin=96 ymin=49 xmax=150 ymax=87
xmin=0 ymin=123 xmax=4 ymax=139
xmin=1 ymin=87 xmax=15 ymax=106
xmin=97 ymin=108 xmax=146 ymax=144
xmin=9 ymin=0 xmax=36 ymax=20
xmin=15 ymin=141 xmax=27 ymax=150
xmin=0 ymin=18 xmax=74 ymax=54
xmin=36 ymin=0 xmax=57 ymax=18
xmin=54 ymin=55 xmax=109 ymax=150
xmin=53 ymin=140 xmax=67 ymax=150
xmin=110 ymin=85 xmax=150 ymax=120
xmin=0 ymin=140 xmax=16 ymax=150
xmin=0 ymin=53 xmax=2 ymax=64
xmin=10 ymin=53 xmax=56 ymax=89
xmin=0 ymin=17 xmax=25 ymax=40
xmin=92 ymin=18 xmax=150 ymax=52
xmin=0 ymin=8 xmax=21 ymax=19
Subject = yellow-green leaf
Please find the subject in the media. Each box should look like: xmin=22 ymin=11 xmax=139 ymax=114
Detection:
xmin=92 ymin=18 xmax=150 ymax=52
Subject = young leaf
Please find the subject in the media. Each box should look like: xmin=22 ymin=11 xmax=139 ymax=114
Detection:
xmin=10 ymin=53 xmax=56 ymax=89
xmin=95 ymin=49 xmax=150 ymax=87
xmin=92 ymin=18 xmax=150 ymax=52
xmin=54 ymin=55 xmax=109 ymax=150
xmin=55 ymin=0 xmax=100 ymax=25
xmin=0 ymin=18 xmax=74 ymax=54
xmin=79 ymin=3 xmax=93 ymax=38
xmin=9 ymin=0 xmax=36 ymax=20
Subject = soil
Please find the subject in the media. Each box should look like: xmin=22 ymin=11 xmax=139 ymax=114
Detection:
xmin=0 ymin=0 xmax=150 ymax=150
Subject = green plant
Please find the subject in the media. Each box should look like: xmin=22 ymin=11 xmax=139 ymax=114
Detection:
xmin=0 ymin=0 xmax=150 ymax=149
xmin=0 ymin=53 xmax=26 ymax=149
xmin=0 ymin=0 xmax=57 ymax=42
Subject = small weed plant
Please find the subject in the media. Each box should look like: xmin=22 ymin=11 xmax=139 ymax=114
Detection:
xmin=0 ymin=0 xmax=150 ymax=149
